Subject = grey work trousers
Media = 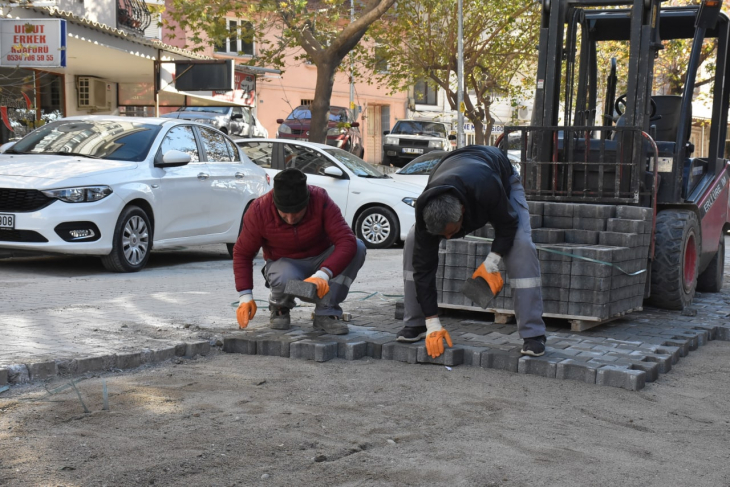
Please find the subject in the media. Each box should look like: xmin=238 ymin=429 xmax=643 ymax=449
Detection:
xmin=403 ymin=173 xmax=546 ymax=339
xmin=265 ymin=239 xmax=367 ymax=317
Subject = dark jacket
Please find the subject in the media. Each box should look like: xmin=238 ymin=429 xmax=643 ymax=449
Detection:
xmin=233 ymin=185 xmax=357 ymax=292
xmin=413 ymin=145 xmax=518 ymax=317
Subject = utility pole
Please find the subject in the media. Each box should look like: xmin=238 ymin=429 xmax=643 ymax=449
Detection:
xmin=457 ymin=0 xmax=465 ymax=148
xmin=349 ymin=0 xmax=355 ymax=116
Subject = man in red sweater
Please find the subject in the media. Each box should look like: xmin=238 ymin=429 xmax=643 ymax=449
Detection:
xmin=233 ymin=168 xmax=366 ymax=334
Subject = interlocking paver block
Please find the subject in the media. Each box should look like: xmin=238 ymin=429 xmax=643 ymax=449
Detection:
xmin=76 ymin=354 xmax=116 ymax=374
xmin=616 ymin=205 xmax=653 ymax=221
xmin=416 ymin=347 xmax=464 ymax=366
xmin=531 ymin=228 xmax=565 ymax=244
xmin=257 ymin=339 xmax=290 ymax=358
xmin=185 ymin=341 xmax=210 ymax=357
xmin=338 ymin=341 xmax=367 ymax=361
xmin=543 ymin=215 xmax=573 ymax=229
xmin=223 ymin=337 xmax=257 ymax=355
xmin=599 ymin=232 xmax=641 ymax=248
xmin=462 ymin=277 xmax=497 ymax=309
xmin=7 ymin=364 xmax=29 ymax=384
xmin=662 ymin=339 xmax=690 ymax=357
xmin=572 ymin=217 xmax=607 ymax=231
xmin=174 ymin=343 xmax=187 ymax=356
xmin=481 ymin=349 xmax=520 ymax=372
xmin=460 ymin=346 xmax=487 ymax=366
xmin=0 ymin=368 xmax=7 ymax=386
xmin=596 ymin=365 xmax=646 ymax=390
xmin=290 ymin=340 xmax=337 ymax=362
xmin=630 ymin=361 xmax=659 ymax=382
xmin=284 ymin=280 xmax=320 ymax=303
xmin=544 ymin=202 xmax=575 ymax=217
xmin=152 ymin=347 xmax=177 ymax=363
xmin=607 ymin=218 xmax=644 ymax=234
xmin=116 ymin=352 xmax=142 ymax=370
xmin=574 ymin=204 xmax=615 ymax=219
xmin=382 ymin=342 xmax=418 ymax=364
xmin=518 ymin=356 xmax=558 ymax=378
xmin=564 ymin=229 xmax=599 ymax=245
xmin=394 ymin=301 xmax=404 ymax=320
xmin=25 ymin=362 xmax=57 ymax=380
xmin=556 ymin=359 xmax=597 ymax=383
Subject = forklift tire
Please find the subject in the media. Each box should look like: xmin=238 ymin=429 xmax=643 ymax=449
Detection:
xmin=647 ymin=210 xmax=700 ymax=310
xmin=697 ymin=236 xmax=725 ymax=293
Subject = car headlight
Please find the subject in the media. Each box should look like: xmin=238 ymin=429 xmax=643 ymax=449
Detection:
xmin=41 ymin=186 xmax=113 ymax=203
xmin=278 ymin=124 xmax=292 ymax=135
xmin=429 ymin=140 xmax=447 ymax=148
xmin=385 ymin=136 xmax=398 ymax=145
xmin=402 ymin=197 xmax=417 ymax=208
xmin=327 ymin=127 xmax=346 ymax=136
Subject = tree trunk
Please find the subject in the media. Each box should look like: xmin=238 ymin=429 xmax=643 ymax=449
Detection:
xmin=473 ymin=120 xmax=486 ymax=146
xmin=309 ymin=62 xmax=338 ymax=144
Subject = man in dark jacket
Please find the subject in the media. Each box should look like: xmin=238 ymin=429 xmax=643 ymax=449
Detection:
xmin=397 ymin=145 xmax=546 ymax=357
xmin=233 ymin=168 xmax=366 ymax=334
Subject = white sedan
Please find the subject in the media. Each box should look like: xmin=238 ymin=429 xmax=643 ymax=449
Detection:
xmin=0 ymin=116 xmax=270 ymax=272
xmin=236 ymin=138 xmax=424 ymax=249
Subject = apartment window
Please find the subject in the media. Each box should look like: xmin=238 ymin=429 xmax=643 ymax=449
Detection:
xmin=414 ymin=80 xmax=437 ymax=105
xmin=215 ymin=19 xmax=254 ymax=56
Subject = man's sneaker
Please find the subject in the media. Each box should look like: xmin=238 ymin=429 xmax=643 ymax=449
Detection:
xmin=521 ymin=335 xmax=547 ymax=357
xmin=396 ymin=325 xmax=428 ymax=342
xmin=269 ymin=306 xmax=291 ymax=330
xmin=313 ymin=315 xmax=349 ymax=335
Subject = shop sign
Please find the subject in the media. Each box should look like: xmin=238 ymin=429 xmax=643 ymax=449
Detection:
xmin=212 ymin=71 xmax=256 ymax=106
xmin=0 ymin=19 xmax=66 ymax=67
xmin=462 ymin=123 xmax=504 ymax=134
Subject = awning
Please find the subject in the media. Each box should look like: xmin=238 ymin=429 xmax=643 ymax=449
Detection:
xmin=159 ymin=85 xmax=248 ymax=107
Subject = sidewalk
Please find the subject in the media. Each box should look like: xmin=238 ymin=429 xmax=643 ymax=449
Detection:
xmin=1 ymin=245 xmax=729 ymax=391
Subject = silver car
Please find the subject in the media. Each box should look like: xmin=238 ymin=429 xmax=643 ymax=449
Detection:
xmin=162 ymin=106 xmax=268 ymax=138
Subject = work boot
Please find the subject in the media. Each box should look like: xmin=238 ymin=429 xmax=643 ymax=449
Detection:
xmin=521 ymin=335 xmax=547 ymax=357
xmin=313 ymin=314 xmax=349 ymax=335
xmin=269 ymin=305 xmax=291 ymax=330
xmin=395 ymin=325 xmax=427 ymax=343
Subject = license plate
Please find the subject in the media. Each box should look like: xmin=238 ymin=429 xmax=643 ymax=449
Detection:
xmin=0 ymin=213 xmax=14 ymax=229
xmin=403 ymin=148 xmax=423 ymax=154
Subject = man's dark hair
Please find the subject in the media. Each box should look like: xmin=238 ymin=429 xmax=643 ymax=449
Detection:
xmin=423 ymin=193 xmax=462 ymax=235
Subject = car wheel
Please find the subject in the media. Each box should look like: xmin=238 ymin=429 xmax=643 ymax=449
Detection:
xmin=355 ymin=206 xmax=399 ymax=249
xmin=101 ymin=206 xmax=152 ymax=272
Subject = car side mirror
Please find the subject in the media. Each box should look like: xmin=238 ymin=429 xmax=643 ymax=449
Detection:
xmin=350 ymin=122 xmax=360 ymax=128
xmin=276 ymin=119 xmax=284 ymax=124
xmin=448 ymin=134 xmax=457 ymax=140
xmin=157 ymin=149 xmax=192 ymax=167
xmin=323 ymin=166 xmax=344 ymax=178
xmin=231 ymin=113 xmax=243 ymax=119
xmin=383 ymin=130 xmax=390 ymax=136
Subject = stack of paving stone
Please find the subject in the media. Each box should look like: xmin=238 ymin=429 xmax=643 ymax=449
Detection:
xmin=437 ymin=202 xmax=653 ymax=321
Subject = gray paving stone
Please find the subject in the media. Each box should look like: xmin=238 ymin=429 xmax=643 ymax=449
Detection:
xmin=564 ymin=229 xmax=599 ymax=245
xmin=518 ymin=356 xmax=559 ymax=378
xmin=257 ymin=339 xmax=290 ymax=358
xmin=338 ymin=341 xmax=367 ymax=361
xmin=0 ymin=368 xmax=7 ymax=385
xmin=382 ymin=342 xmax=418 ymax=364
xmin=174 ymin=343 xmax=187 ymax=356
xmin=607 ymin=218 xmax=644 ymax=234
xmin=532 ymin=228 xmax=565 ymax=244
xmin=152 ymin=347 xmax=177 ymax=363
xmin=7 ymin=364 xmax=29 ymax=384
xmin=284 ymin=279 xmax=320 ymax=303
xmin=616 ymin=205 xmax=653 ymax=221
xmin=290 ymin=340 xmax=338 ymax=362
xmin=76 ymin=354 xmax=117 ymax=374
xmin=599 ymin=232 xmax=641 ymax=248
xmin=481 ymin=349 xmax=520 ymax=372
xmin=116 ymin=352 xmax=142 ymax=370
xmin=629 ymin=361 xmax=659 ymax=382
xmin=223 ymin=337 xmax=257 ymax=355
xmin=366 ymin=341 xmax=385 ymax=359
xmin=460 ymin=346 xmax=488 ymax=366
xmin=596 ymin=366 xmax=646 ymax=390
xmin=572 ymin=217 xmax=607 ymax=231
xmin=416 ymin=346 xmax=464 ymax=366
xmin=527 ymin=201 xmax=545 ymax=215
xmin=662 ymin=339 xmax=690 ymax=357
xmin=544 ymin=202 xmax=575 ymax=217
xmin=574 ymin=204 xmax=615 ymax=219
xmin=185 ymin=341 xmax=210 ymax=357
xmin=543 ymin=215 xmax=573 ymax=228
xmin=556 ymin=359 xmax=597 ymax=383
xmin=26 ymin=361 xmax=56 ymax=381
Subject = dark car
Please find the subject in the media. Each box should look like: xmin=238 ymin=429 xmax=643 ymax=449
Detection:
xmin=275 ymin=105 xmax=364 ymax=158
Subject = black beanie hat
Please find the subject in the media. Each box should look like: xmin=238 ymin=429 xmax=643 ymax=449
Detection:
xmin=273 ymin=168 xmax=310 ymax=213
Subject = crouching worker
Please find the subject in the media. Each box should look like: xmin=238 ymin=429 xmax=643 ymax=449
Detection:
xmin=397 ymin=145 xmax=547 ymax=358
xmin=233 ymin=168 xmax=367 ymax=335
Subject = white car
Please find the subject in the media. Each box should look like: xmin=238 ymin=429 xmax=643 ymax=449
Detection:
xmin=235 ymin=138 xmax=424 ymax=249
xmin=0 ymin=116 xmax=270 ymax=272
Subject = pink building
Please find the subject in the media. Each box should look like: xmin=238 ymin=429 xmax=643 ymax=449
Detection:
xmin=161 ymin=8 xmax=407 ymax=165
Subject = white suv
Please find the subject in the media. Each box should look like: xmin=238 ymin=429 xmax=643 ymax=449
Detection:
xmin=382 ymin=120 xmax=454 ymax=167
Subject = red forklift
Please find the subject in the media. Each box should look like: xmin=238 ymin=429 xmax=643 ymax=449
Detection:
xmin=501 ymin=0 xmax=730 ymax=312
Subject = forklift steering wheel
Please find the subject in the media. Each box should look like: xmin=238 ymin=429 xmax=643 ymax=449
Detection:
xmin=614 ymin=94 xmax=657 ymax=119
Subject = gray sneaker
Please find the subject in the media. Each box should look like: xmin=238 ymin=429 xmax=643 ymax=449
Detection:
xmin=313 ymin=314 xmax=349 ymax=335
xmin=269 ymin=306 xmax=291 ymax=330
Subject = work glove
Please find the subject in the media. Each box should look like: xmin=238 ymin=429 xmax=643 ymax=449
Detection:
xmin=472 ymin=252 xmax=504 ymax=296
xmin=304 ymin=270 xmax=330 ymax=299
xmin=236 ymin=293 xmax=257 ymax=329
xmin=425 ymin=316 xmax=453 ymax=359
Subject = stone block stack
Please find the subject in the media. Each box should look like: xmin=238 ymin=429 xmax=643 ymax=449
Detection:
xmin=436 ymin=202 xmax=653 ymax=320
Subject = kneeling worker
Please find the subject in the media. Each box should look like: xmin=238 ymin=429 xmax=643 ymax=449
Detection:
xmin=397 ymin=145 xmax=547 ymax=358
xmin=233 ymin=168 xmax=367 ymax=334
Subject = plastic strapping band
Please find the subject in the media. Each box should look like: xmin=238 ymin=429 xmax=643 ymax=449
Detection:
xmin=465 ymin=236 xmax=647 ymax=276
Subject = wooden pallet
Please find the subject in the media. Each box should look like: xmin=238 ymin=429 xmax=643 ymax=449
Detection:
xmin=438 ymin=302 xmax=642 ymax=332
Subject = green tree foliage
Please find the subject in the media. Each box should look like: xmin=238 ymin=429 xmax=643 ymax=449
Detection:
xmin=163 ymin=0 xmax=396 ymax=143
xmin=366 ymin=0 xmax=540 ymax=144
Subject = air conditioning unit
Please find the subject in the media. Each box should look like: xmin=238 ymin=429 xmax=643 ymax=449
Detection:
xmin=517 ymin=106 xmax=532 ymax=120
xmin=76 ymin=76 xmax=109 ymax=110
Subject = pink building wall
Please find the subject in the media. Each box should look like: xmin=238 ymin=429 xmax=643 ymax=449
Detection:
xmin=161 ymin=6 xmax=407 ymax=165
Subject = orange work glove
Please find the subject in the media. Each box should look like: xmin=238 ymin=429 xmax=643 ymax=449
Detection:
xmin=236 ymin=294 xmax=257 ymax=329
xmin=304 ymin=270 xmax=330 ymax=299
xmin=425 ymin=316 xmax=453 ymax=359
xmin=472 ymin=252 xmax=504 ymax=296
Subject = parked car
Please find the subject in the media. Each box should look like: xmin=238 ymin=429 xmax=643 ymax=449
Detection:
xmin=389 ymin=149 xmax=521 ymax=189
xmin=0 ymin=116 xmax=270 ymax=272
xmin=161 ymin=106 xmax=268 ymax=138
xmin=382 ymin=119 xmax=455 ymax=168
xmin=275 ymin=106 xmax=364 ymax=158
xmin=236 ymin=138 xmax=423 ymax=249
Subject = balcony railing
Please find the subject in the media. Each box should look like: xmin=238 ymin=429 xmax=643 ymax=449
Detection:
xmin=117 ymin=0 xmax=152 ymax=34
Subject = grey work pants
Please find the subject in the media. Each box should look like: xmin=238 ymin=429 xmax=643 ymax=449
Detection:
xmin=403 ymin=174 xmax=546 ymax=339
xmin=265 ymin=239 xmax=367 ymax=317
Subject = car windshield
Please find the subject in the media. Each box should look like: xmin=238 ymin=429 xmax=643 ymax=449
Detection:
xmin=391 ymin=121 xmax=447 ymax=137
xmin=177 ymin=107 xmax=229 ymax=114
xmin=287 ymin=107 xmax=349 ymax=122
xmin=397 ymin=153 xmax=445 ymax=175
xmin=323 ymin=148 xmax=387 ymax=178
xmin=8 ymin=120 xmax=162 ymax=162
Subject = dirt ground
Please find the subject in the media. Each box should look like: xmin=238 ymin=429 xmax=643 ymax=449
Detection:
xmin=1 ymin=341 xmax=730 ymax=487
